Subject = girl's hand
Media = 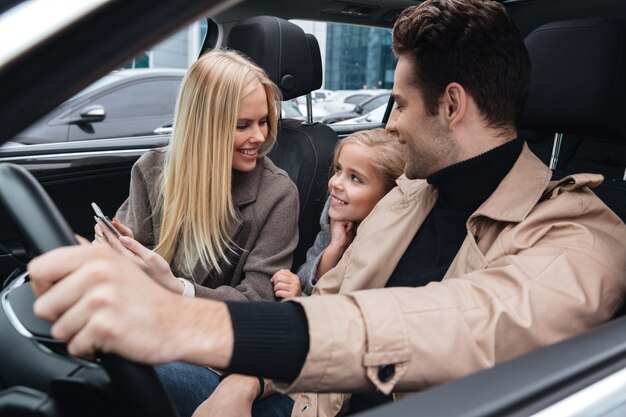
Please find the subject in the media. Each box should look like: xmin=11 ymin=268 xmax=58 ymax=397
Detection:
xmin=271 ymin=269 xmax=302 ymax=298
xmin=328 ymin=219 xmax=354 ymax=252
xmin=192 ymin=375 xmax=258 ymax=417
xmin=95 ymin=218 xmax=183 ymax=294
xmin=315 ymin=220 xmax=355 ymax=279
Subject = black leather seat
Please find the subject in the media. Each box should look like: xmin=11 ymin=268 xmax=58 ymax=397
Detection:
xmin=227 ymin=16 xmax=339 ymax=270
xmin=521 ymin=18 xmax=626 ymax=222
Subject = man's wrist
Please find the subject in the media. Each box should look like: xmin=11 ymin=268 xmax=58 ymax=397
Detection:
xmin=180 ymin=300 xmax=233 ymax=368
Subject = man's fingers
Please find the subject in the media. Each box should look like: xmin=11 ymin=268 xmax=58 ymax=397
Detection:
xmin=51 ymin=283 xmax=120 ymax=357
xmin=48 ymin=291 xmax=95 ymax=343
xmin=33 ymin=264 xmax=95 ymax=322
xmin=66 ymin=327 xmax=98 ymax=360
xmin=29 ymin=245 xmax=104 ymax=297
xmin=60 ymin=301 xmax=111 ymax=359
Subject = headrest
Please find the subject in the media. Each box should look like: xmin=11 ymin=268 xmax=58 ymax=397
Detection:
xmin=227 ymin=16 xmax=322 ymax=100
xmin=520 ymin=19 xmax=626 ymax=140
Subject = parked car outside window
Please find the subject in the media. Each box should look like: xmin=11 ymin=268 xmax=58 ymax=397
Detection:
xmin=13 ymin=69 xmax=185 ymax=145
xmin=334 ymin=101 xmax=393 ymax=125
xmin=322 ymin=92 xmax=390 ymax=124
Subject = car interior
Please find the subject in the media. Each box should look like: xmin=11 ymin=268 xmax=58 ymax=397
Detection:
xmin=2 ymin=0 xmax=626 ymax=416
xmin=226 ymin=15 xmax=340 ymax=269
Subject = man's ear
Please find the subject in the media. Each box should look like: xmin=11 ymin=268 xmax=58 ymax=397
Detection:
xmin=440 ymin=82 xmax=467 ymax=131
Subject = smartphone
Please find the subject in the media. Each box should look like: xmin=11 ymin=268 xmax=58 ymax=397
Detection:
xmin=91 ymin=202 xmax=122 ymax=238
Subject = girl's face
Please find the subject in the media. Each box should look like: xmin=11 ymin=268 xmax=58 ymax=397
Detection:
xmin=328 ymin=142 xmax=387 ymax=223
xmin=232 ymin=84 xmax=269 ymax=172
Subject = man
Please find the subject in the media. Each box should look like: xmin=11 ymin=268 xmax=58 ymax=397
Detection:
xmin=29 ymin=0 xmax=626 ymax=416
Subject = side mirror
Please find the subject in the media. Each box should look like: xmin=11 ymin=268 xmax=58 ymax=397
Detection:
xmin=69 ymin=105 xmax=106 ymax=124
xmin=354 ymin=104 xmax=363 ymax=114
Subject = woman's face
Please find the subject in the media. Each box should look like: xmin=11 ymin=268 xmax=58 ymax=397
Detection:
xmin=232 ymin=84 xmax=269 ymax=172
xmin=328 ymin=143 xmax=387 ymax=223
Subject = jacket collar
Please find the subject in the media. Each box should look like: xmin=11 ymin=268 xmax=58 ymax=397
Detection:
xmin=396 ymin=176 xmax=431 ymax=198
xmin=231 ymin=157 xmax=265 ymax=207
xmin=472 ymin=143 xmax=552 ymax=222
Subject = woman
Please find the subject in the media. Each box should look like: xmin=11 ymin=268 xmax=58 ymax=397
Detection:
xmin=95 ymin=49 xmax=299 ymax=301
xmin=94 ymin=49 xmax=299 ymax=416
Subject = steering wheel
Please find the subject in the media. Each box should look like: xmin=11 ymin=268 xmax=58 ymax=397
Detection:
xmin=0 ymin=163 xmax=178 ymax=417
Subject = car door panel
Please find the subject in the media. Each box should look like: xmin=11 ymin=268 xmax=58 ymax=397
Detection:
xmin=0 ymin=136 xmax=168 ymax=278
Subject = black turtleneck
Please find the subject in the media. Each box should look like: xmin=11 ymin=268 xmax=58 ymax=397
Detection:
xmin=385 ymin=137 xmax=523 ymax=289
xmin=224 ymin=139 xmax=523 ymax=395
xmin=347 ymin=138 xmax=523 ymax=414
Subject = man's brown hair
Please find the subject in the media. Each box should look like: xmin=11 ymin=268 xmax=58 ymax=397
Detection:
xmin=393 ymin=0 xmax=530 ymax=130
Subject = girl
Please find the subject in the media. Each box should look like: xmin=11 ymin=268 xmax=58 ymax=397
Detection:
xmin=271 ymin=128 xmax=405 ymax=298
xmin=192 ymin=128 xmax=405 ymax=417
xmin=95 ymin=49 xmax=299 ymax=301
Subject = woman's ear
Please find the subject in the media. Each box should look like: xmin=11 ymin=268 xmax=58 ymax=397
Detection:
xmin=440 ymin=82 xmax=467 ymax=131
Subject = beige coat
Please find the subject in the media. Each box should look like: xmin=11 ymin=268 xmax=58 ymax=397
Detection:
xmin=115 ymin=149 xmax=299 ymax=301
xmin=282 ymin=145 xmax=626 ymax=417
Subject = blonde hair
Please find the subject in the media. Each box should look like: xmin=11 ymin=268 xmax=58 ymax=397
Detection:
xmin=155 ymin=49 xmax=281 ymax=277
xmin=333 ymin=128 xmax=405 ymax=193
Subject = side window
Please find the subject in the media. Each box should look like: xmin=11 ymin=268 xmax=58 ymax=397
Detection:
xmin=82 ymin=79 xmax=181 ymax=120
xmin=290 ymin=20 xmax=395 ymax=125
xmin=68 ymin=78 xmax=183 ymax=141
xmin=7 ymin=19 xmax=208 ymax=146
xmin=362 ymin=95 xmax=390 ymax=113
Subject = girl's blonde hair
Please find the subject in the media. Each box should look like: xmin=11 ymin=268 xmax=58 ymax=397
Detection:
xmin=155 ymin=49 xmax=281 ymax=277
xmin=333 ymin=128 xmax=405 ymax=193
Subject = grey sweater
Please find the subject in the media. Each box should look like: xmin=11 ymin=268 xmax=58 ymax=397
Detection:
xmin=115 ymin=148 xmax=299 ymax=301
xmin=296 ymin=197 xmax=331 ymax=295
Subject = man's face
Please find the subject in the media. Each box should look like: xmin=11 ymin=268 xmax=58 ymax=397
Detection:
xmin=387 ymin=55 xmax=456 ymax=179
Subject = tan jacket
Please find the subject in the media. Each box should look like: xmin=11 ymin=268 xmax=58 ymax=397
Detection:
xmin=283 ymin=145 xmax=626 ymax=417
xmin=115 ymin=149 xmax=299 ymax=301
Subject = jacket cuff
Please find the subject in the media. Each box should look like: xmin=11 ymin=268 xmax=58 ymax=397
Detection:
xmin=224 ymin=300 xmax=309 ymax=382
xmin=275 ymin=294 xmax=370 ymax=393
xmin=277 ymin=291 xmax=424 ymax=394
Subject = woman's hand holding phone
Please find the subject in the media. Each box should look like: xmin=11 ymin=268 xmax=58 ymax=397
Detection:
xmin=93 ymin=218 xmax=134 ymax=242
xmin=92 ymin=202 xmax=134 ymax=244
xmin=95 ymin=217 xmax=183 ymax=294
